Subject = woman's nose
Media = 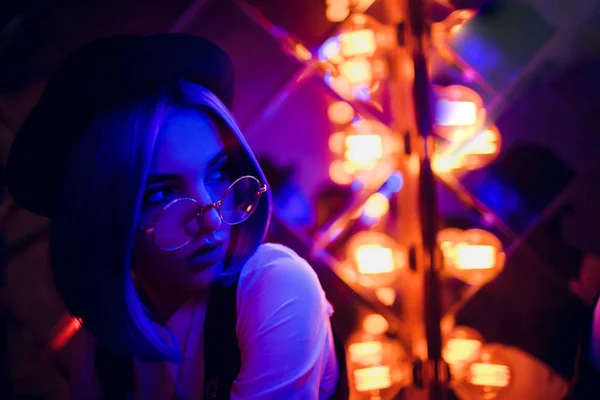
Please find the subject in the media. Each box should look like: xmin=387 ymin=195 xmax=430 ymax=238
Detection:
xmin=193 ymin=185 xmax=222 ymax=233
xmin=198 ymin=204 xmax=222 ymax=233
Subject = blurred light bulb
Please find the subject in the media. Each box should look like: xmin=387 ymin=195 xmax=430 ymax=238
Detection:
xmin=326 ymin=5 xmax=350 ymax=22
xmin=339 ymin=58 xmax=373 ymax=85
xmin=454 ymin=346 xmax=512 ymax=400
xmin=328 ymin=117 xmax=399 ymax=186
xmin=319 ymin=13 xmax=394 ymax=102
xmin=354 ymin=366 xmax=392 ymax=391
xmin=433 ymin=85 xmax=486 ymax=142
xmin=455 ymin=245 xmax=495 ymax=270
xmin=342 ymin=159 xmax=358 ymax=174
xmin=443 ymin=326 xmax=484 ymax=368
xmin=469 ymin=363 xmax=510 ymax=388
xmin=438 ymin=228 xmax=505 ymax=286
xmin=344 ymin=134 xmax=383 ymax=169
xmin=349 ymin=341 xmax=385 ymax=364
xmin=347 ymin=314 xmax=411 ymax=397
xmin=319 ymin=36 xmax=342 ymax=62
xmin=363 ymin=314 xmax=389 ymax=335
xmin=355 ymin=245 xmax=394 ymax=274
xmin=437 ymin=100 xmax=477 ymax=125
xmin=329 ymin=159 xmax=353 ymax=185
xmin=346 ymin=230 xmax=406 ymax=288
xmin=340 ymin=29 xmax=377 ymax=57
xmin=375 ymin=287 xmax=396 ymax=306
xmin=433 ymin=125 xmax=502 ymax=174
xmin=328 ymin=131 xmax=346 ymax=154
xmin=326 ymin=73 xmax=354 ymax=101
xmin=362 ymin=192 xmax=390 ymax=219
xmin=328 ymin=101 xmax=355 ymax=125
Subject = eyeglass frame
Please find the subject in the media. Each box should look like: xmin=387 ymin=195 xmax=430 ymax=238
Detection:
xmin=139 ymin=175 xmax=267 ymax=251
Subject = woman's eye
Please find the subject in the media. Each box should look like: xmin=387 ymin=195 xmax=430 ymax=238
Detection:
xmin=143 ymin=187 xmax=175 ymax=206
xmin=207 ymin=164 xmax=229 ymax=182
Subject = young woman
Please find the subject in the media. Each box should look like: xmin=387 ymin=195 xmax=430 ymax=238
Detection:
xmin=6 ymin=34 xmax=345 ymax=399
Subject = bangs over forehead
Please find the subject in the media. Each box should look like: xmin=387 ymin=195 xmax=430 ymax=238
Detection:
xmin=159 ymin=85 xmax=255 ymax=180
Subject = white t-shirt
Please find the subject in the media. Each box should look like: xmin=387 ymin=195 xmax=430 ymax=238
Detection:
xmin=71 ymin=243 xmax=339 ymax=399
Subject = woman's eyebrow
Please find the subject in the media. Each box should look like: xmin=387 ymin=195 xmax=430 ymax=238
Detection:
xmin=146 ymin=151 xmax=229 ymax=184
xmin=207 ymin=149 xmax=229 ymax=168
xmin=145 ymin=173 xmax=181 ymax=185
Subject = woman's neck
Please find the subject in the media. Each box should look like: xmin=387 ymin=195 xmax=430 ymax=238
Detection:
xmin=138 ymin=283 xmax=208 ymax=324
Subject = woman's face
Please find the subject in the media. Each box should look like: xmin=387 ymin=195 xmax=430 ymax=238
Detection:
xmin=132 ymin=107 xmax=232 ymax=302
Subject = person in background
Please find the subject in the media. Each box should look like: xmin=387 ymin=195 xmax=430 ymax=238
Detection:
xmin=454 ymin=143 xmax=600 ymax=399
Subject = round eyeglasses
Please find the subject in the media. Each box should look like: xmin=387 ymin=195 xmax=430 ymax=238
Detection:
xmin=141 ymin=175 xmax=267 ymax=251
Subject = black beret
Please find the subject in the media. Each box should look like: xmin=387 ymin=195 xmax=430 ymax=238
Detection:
xmin=5 ymin=34 xmax=234 ymax=218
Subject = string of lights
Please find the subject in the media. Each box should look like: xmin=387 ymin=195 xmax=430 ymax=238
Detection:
xmin=312 ymin=1 xmax=511 ymax=399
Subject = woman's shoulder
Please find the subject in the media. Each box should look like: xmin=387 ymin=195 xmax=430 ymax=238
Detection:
xmin=248 ymin=242 xmax=304 ymax=262
xmin=237 ymin=243 xmax=324 ymax=302
xmin=235 ymin=243 xmax=333 ymax=334
xmin=241 ymin=243 xmax=313 ymax=278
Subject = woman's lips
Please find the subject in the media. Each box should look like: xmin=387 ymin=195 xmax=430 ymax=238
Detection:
xmin=186 ymin=241 xmax=224 ymax=268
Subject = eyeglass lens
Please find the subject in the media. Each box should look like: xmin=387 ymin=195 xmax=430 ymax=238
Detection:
xmin=152 ymin=176 xmax=263 ymax=250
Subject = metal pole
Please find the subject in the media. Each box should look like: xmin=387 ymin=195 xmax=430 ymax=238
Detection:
xmin=405 ymin=0 xmax=448 ymax=398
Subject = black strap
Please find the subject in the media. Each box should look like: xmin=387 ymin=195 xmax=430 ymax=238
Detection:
xmin=95 ymin=342 xmax=133 ymax=399
xmin=331 ymin=329 xmax=350 ymax=400
xmin=94 ymin=277 xmax=242 ymax=400
xmin=203 ymin=277 xmax=242 ymax=399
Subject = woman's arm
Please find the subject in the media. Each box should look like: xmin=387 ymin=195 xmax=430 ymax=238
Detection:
xmin=232 ymin=248 xmax=338 ymax=399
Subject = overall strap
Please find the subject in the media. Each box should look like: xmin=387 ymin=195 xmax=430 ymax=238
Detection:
xmin=203 ymin=275 xmax=242 ymax=399
xmin=94 ymin=342 xmax=134 ymax=399
xmin=331 ymin=329 xmax=350 ymax=400
xmin=94 ymin=277 xmax=242 ymax=400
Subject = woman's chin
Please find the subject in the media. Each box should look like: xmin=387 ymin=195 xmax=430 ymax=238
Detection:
xmin=186 ymin=261 xmax=225 ymax=290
